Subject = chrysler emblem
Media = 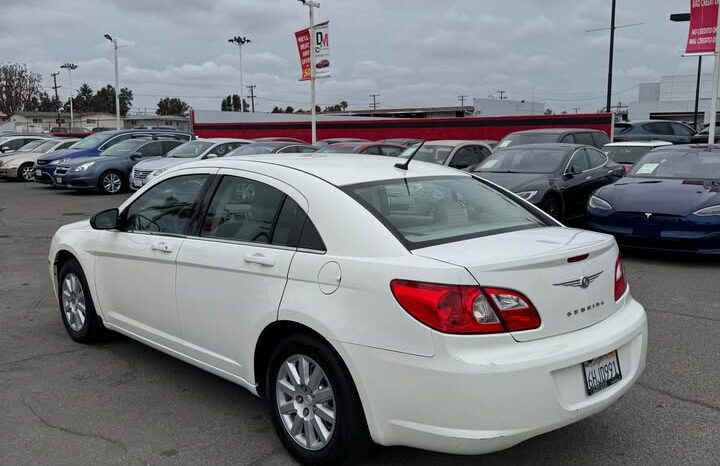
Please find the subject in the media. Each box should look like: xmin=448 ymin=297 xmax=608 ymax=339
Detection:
xmin=645 ymin=213 xmax=653 ymax=220
xmin=554 ymin=271 xmax=603 ymax=289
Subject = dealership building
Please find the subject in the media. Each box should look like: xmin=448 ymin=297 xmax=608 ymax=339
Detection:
xmin=628 ymin=73 xmax=717 ymax=123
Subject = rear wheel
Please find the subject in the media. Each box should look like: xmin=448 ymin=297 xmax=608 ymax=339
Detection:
xmin=98 ymin=170 xmax=124 ymax=194
xmin=540 ymin=194 xmax=563 ymax=221
xmin=266 ymin=334 xmax=372 ymax=465
xmin=17 ymin=163 xmax=34 ymax=182
xmin=58 ymin=259 xmax=104 ymax=343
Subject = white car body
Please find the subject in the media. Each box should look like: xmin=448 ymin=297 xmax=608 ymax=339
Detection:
xmin=130 ymin=138 xmax=252 ymax=189
xmin=49 ymin=155 xmax=647 ymax=458
xmin=0 ymin=138 xmax=79 ymax=180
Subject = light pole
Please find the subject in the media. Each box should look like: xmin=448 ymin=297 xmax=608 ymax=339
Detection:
xmin=60 ymin=63 xmax=77 ymax=131
xmin=670 ymin=13 xmax=702 ymax=131
xmin=299 ymin=0 xmax=320 ymax=143
xmin=104 ymin=34 xmax=121 ymax=130
xmin=228 ymin=36 xmax=251 ymax=113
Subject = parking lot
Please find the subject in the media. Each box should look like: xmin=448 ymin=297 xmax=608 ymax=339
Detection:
xmin=1 ymin=181 xmax=719 ymax=466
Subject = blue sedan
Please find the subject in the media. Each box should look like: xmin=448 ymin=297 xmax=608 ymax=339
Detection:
xmin=586 ymin=145 xmax=720 ymax=254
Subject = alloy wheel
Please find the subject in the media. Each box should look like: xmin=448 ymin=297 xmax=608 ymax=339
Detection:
xmin=275 ymin=354 xmax=336 ymax=451
xmin=20 ymin=165 xmax=34 ymax=181
xmin=102 ymin=173 xmax=122 ymax=193
xmin=62 ymin=273 xmax=86 ymax=332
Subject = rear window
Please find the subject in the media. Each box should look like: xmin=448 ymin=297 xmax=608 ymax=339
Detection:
xmin=497 ymin=133 xmax=560 ymax=149
xmin=344 ymin=176 xmax=547 ymax=249
xmin=603 ymin=146 xmax=653 ymax=165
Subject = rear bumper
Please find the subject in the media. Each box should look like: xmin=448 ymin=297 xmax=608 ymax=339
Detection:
xmin=342 ymin=295 xmax=647 ymax=455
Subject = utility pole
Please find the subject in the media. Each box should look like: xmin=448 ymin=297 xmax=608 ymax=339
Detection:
xmin=606 ymin=0 xmax=617 ymax=112
xmin=497 ymin=90 xmax=507 ymax=100
xmin=61 ymin=63 xmax=77 ymax=130
xmin=458 ymin=95 xmax=468 ymax=110
xmin=369 ymin=93 xmax=380 ymax=111
xmin=228 ymin=36 xmax=252 ymax=113
xmin=247 ymin=84 xmax=257 ymax=112
xmin=299 ymin=0 xmax=320 ymax=142
xmin=51 ymin=72 xmax=61 ymax=128
xmin=573 ymin=107 xmax=581 ymax=114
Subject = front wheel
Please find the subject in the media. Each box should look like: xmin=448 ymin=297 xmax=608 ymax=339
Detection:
xmin=58 ymin=259 xmax=105 ymax=343
xmin=17 ymin=163 xmax=35 ymax=181
xmin=266 ymin=335 xmax=372 ymax=465
xmin=98 ymin=170 xmax=124 ymax=194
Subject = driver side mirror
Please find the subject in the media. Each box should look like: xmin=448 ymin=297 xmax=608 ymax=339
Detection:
xmin=129 ymin=152 xmax=142 ymax=160
xmin=0 ymin=146 xmax=9 ymax=153
xmin=90 ymin=208 xmax=119 ymax=230
xmin=205 ymin=153 xmax=219 ymax=159
xmin=564 ymin=166 xmax=577 ymax=179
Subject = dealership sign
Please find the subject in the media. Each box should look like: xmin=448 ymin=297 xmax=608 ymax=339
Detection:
xmin=295 ymin=21 xmax=331 ymax=81
xmin=685 ymin=0 xmax=719 ymax=55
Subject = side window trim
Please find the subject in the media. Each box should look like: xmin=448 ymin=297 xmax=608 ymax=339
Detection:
xmin=586 ymin=148 xmax=608 ymax=170
xmin=565 ymin=149 xmax=586 ymax=174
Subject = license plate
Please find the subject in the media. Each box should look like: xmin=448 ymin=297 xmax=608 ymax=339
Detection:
xmin=132 ymin=179 xmax=142 ymax=187
xmin=55 ymin=176 xmax=63 ymax=184
xmin=583 ymin=350 xmax=622 ymax=396
xmin=35 ymin=169 xmax=42 ymax=176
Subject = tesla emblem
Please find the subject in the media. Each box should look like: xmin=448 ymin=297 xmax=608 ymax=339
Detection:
xmin=645 ymin=213 xmax=653 ymax=220
xmin=554 ymin=271 xmax=603 ymax=289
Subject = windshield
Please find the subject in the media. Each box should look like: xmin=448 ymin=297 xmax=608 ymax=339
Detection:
xmin=17 ymin=140 xmax=47 ymax=152
xmin=71 ymin=134 xmax=109 ymax=149
xmin=496 ymin=133 xmax=559 ymax=149
xmin=474 ymin=148 xmax=567 ymax=174
xmin=399 ymin=145 xmax=454 ymax=164
xmin=603 ymin=146 xmax=654 ymax=165
xmin=345 ymin=176 xmax=546 ymax=249
xmin=317 ymin=144 xmax=362 ymax=153
xmin=102 ymin=140 xmax=147 ymax=156
xmin=29 ymin=140 xmax=60 ymax=153
xmin=166 ymin=141 xmax=214 ymax=158
xmin=231 ymin=144 xmax=279 ymax=155
xmin=627 ymin=149 xmax=720 ymax=179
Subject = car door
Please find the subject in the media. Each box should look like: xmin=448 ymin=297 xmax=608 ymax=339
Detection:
xmin=174 ymin=170 xmax=305 ymax=379
xmin=583 ymin=148 xmax=616 ymax=195
xmin=92 ymin=171 xmax=214 ymax=350
xmin=448 ymin=145 xmax=490 ymax=170
xmin=644 ymin=122 xmax=675 ymax=143
xmin=669 ymin=122 xmax=695 ymax=144
xmin=562 ymin=148 xmax=591 ymax=218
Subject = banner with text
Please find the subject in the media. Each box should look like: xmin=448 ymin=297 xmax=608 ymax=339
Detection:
xmin=685 ymin=0 xmax=719 ymax=55
xmin=295 ymin=21 xmax=331 ymax=81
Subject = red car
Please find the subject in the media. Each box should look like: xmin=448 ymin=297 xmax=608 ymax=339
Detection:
xmin=316 ymin=142 xmax=406 ymax=157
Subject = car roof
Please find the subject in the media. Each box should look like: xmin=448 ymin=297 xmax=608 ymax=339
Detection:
xmin=603 ymin=141 xmax=672 ymax=147
xmin=508 ymin=128 xmax=600 ymax=135
xmin=183 ymin=154 xmax=466 ymax=186
xmin=652 ymin=144 xmax=720 ymax=153
xmin=199 ymin=138 xmax=253 ymax=143
xmin=494 ymin=143 xmax=582 ymax=151
xmin=423 ymin=140 xmax=492 ymax=146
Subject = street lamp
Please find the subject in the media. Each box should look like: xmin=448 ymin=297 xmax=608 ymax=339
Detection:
xmin=104 ymin=34 xmax=121 ymax=130
xmin=298 ymin=0 xmax=320 ymax=143
xmin=60 ymin=63 xmax=77 ymax=131
xmin=228 ymin=36 xmax=252 ymax=113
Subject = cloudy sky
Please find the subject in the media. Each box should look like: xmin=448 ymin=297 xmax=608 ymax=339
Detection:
xmin=1 ymin=0 xmax=702 ymax=114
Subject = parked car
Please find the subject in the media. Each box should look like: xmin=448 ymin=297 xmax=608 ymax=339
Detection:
xmin=0 ymin=138 xmax=79 ymax=181
xmin=229 ymin=141 xmax=317 ymax=156
xmin=497 ymin=129 xmax=610 ymax=149
xmin=315 ymin=59 xmax=330 ymax=69
xmin=54 ymin=138 xmax=184 ymax=194
xmin=313 ymin=138 xmax=370 ymax=148
xmin=316 ymin=142 xmax=405 ymax=156
xmin=689 ymin=124 xmax=720 ymax=144
xmin=398 ymin=140 xmax=494 ymax=170
xmin=0 ymin=135 xmax=52 ymax=154
xmin=601 ymin=141 xmax=672 ymax=172
xmin=34 ymin=129 xmax=194 ymax=185
xmin=473 ymin=143 xmax=625 ymax=221
xmin=253 ymin=137 xmax=308 ymax=143
xmin=378 ymin=138 xmax=424 ymax=147
xmin=614 ymin=120 xmax=696 ymax=145
xmin=50 ymin=154 xmax=646 ymax=465
xmin=586 ymin=144 xmax=720 ymax=253
xmin=130 ymin=138 xmax=251 ymax=190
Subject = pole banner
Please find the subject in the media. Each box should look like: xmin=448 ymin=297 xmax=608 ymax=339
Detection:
xmin=685 ymin=0 xmax=719 ymax=56
xmin=295 ymin=21 xmax=330 ymax=81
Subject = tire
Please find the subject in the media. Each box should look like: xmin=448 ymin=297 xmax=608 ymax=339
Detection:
xmin=266 ymin=334 xmax=372 ymax=466
xmin=540 ymin=193 xmax=563 ymax=221
xmin=58 ymin=259 xmax=104 ymax=343
xmin=17 ymin=163 xmax=35 ymax=182
xmin=98 ymin=170 xmax=124 ymax=194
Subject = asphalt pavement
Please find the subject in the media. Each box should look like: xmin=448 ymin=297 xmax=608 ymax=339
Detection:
xmin=1 ymin=181 xmax=719 ymax=466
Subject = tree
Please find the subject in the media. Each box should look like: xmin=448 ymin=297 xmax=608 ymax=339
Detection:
xmin=156 ymin=97 xmax=189 ymax=116
xmin=64 ymin=83 xmax=95 ymax=113
xmin=36 ymin=92 xmax=61 ymax=112
xmin=285 ymin=106 xmax=295 ymax=113
xmin=0 ymin=63 xmax=43 ymax=115
xmin=90 ymin=85 xmax=133 ymax=116
xmin=220 ymin=94 xmax=249 ymax=112
xmin=271 ymin=106 xmax=283 ymax=113
xmin=544 ymin=108 xmax=554 ymax=115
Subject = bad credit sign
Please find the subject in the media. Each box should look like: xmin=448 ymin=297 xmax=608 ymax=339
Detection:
xmin=686 ymin=0 xmax=719 ymax=55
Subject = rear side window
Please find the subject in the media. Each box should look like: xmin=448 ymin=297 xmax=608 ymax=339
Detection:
xmin=344 ymin=177 xmax=546 ymax=249
xmin=586 ymin=149 xmax=607 ymax=169
xmin=560 ymin=134 xmax=576 ymax=144
xmin=574 ymin=132 xmax=595 ymax=146
xmin=591 ymin=132 xmax=610 ymax=147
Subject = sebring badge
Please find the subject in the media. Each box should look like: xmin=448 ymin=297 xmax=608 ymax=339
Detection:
xmin=553 ymin=271 xmax=603 ymax=289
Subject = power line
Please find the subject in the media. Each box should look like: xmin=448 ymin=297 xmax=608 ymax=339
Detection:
xmin=246 ymin=84 xmax=257 ymax=112
xmin=497 ymin=90 xmax=507 ymax=100
xmin=458 ymin=95 xmax=469 ymax=109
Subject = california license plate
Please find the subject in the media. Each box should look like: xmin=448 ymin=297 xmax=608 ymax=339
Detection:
xmin=35 ymin=169 xmax=42 ymax=177
xmin=55 ymin=176 xmax=63 ymax=184
xmin=132 ymin=179 xmax=142 ymax=188
xmin=583 ymin=350 xmax=622 ymax=396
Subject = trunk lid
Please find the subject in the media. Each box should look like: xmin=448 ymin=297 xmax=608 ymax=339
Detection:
xmin=413 ymin=227 xmax=620 ymax=342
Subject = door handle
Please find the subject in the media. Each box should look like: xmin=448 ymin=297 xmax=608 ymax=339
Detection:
xmin=244 ymin=253 xmax=276 ymax=267
xmin=151 ymin=242 xmax=173 ymax=253
xmin=585 ymin=175 xmax=592 ymax=180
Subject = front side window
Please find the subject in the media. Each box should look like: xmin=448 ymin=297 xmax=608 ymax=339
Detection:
xmin=586 ymin=149 xmax=607 ymax=169
xmin=17 ymin=140 xmax=47 ymax=152
xmin=567 ymin=150 xmax=590 ymax=173
xmin=123 ymin=174 xmax=209 ymax=235
xmin=345 ymin=176 xmax=546 ymax=249
xmin=475 ymin=148 xmax=568 ymax=174
xmin=166 ymin=141 xmax=215 ymax=158
xmin=450 ymin=146 xmax=487 ymax=169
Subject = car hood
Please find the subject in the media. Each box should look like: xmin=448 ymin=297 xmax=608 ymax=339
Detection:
xmin=475 ymin=172 xmax=553 ymax=193
xmin=37 ymin=148 xmax=86 ymax=161
xmin=60 ymin=156 xmax=117 ymax=168
xmin=595 ymin=177 xmax=720 ymax=216
xmin=133 ymin=157 xmax=191 ymax=171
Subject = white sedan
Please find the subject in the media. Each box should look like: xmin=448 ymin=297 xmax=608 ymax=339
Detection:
xmin=49 ymin=154 xmax=647 ymax=465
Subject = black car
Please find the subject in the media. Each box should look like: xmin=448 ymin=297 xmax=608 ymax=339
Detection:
xmin=614 ymin=120 xmax=696 ymax=144
xmin=378 ymin=138 xmax=424 ymax=147
xmin=689 ymin=124 xmax=720 ymax=144
xmin=472 ymin=143 xmax=625 ymax=221
xmin=497 ymin=128 xmax=610 ymax=149
xmin=228 ymin=141 xmax=317 ymax=156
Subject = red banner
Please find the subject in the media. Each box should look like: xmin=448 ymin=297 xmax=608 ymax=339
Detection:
xmin=685 ymin=0 xmax=719 ymax=55
xmin=295 ymin=28 xmax=312 ymax=81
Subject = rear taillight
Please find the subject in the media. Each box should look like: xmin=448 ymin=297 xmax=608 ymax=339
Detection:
xmin=614 ymin=255 xmax=627 ymax=301
xmin=390 ymin=280 xmax=540 ymax=335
